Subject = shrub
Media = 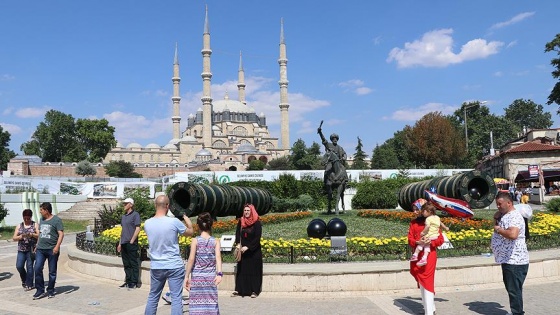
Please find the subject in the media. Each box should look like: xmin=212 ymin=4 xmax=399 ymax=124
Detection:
xmin=0 ymin=203 xmax=8 ymax=222
xmin=97 ymin=205 xmax=121 ymax=230
xmin=352 ymin=177 xmax=417 ymax=209
xmin=545 ymin=197 xmax=560 ymax=212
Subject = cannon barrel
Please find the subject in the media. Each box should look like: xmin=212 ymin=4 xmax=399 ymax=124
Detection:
xmin=397 ymin=170 xmax=497 ymax=212
xmin=168 ymin=182 xmax=272 ymax=218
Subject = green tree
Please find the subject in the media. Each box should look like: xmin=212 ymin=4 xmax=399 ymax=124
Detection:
xmin=266 ymin=156 xmax=292 ymax=170
xmin=0 ymin=126 xmax=16 ymax=171
xmin=545 ymin=33 xmax=560 ymax=110
xmin=350 ymin=137 xmax=369 ymax=169
xmin=75 ymin=118 xmax=117 ymax=162
xmin=404 ymin=112 xmax=465 ymax=168
xmin=290 ymin=139 xmax=321 ymax=170
xmin=21 ymin=110 xmax=78 ymax=162
xmin=75 ymin=160 xmax=97 ymax=176
xmin=388 ymin=130 xmax=414 ymax=168
xmin=104 ymin=160 xmax=142 ymax=178
xmin=21 ymin=110 xmax=116 ymax=162
xmin=454 ymin=102 xmax=518 ymax=167
xmin=246 ymin=159 xmax=265 ymax=170
xmin=370 ymin=143 xmax=400 ymax=169
xmin=504 ymin=99 xmax=553 ymax=130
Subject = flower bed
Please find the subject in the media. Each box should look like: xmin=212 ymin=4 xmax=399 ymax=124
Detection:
xmin=83 ymin=210 xmax=560 ymax=262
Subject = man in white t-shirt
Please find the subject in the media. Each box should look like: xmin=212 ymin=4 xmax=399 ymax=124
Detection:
xmin=491 ymin=192 xmax=529 ymax=315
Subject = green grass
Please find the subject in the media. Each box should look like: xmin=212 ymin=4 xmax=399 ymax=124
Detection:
xmin=0 ymin=219 xmax=90 ymax=241
xmin=212 ymin=208 xmax=501 ymax=240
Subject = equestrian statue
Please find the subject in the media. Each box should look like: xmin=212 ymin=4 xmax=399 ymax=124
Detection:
xmin=317 ymin=121 xmax=348 ymax=215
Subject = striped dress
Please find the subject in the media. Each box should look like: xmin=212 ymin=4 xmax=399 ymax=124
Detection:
xmin=189 ymin=236 xmax=220 ymax=315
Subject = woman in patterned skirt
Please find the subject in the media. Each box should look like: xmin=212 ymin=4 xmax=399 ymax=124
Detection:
xmin=185 ymin=212 xmax=222 ymax=314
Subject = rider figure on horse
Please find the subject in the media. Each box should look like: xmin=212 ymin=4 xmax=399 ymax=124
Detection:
xmin=318 ymin=122 xmax=348 ymax=214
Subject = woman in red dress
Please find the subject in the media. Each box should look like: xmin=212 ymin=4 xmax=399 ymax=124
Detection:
xmin=408 ymin=199 xmax=444 ymax=315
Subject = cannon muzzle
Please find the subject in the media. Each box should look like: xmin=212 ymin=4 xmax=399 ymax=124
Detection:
xmin=168 ymin=182 xmax=272 ymax=218
xmin=397 ymin=170 xmax=497 ymax=211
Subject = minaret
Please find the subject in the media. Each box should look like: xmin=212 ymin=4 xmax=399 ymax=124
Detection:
xmin=278 ymin=18 xmax=290 ymax=150
xmin=171 ymin=42 xmax=181 ymax=140
xmin=237 ymin=51 xmax=246 ymax=105
xmin=201 ymin=5 xmax=213 ymax=148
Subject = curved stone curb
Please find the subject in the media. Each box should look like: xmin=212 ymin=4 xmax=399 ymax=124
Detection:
xmin=67 ymin=244 xmax=560 ymax=292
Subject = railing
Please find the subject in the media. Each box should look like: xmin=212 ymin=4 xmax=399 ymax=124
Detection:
xmin=75 ymin=232 xmax=560 ymax=264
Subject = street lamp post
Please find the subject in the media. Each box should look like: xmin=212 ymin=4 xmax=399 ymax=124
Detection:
xmin=464 ymin=101 xmax=487 ymax=152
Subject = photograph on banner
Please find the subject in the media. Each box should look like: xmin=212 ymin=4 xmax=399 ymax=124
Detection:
xmin=93 ymin=183 xmax=117 ymax=197
xmin=123 ymin=183 xmax=155 ymax=198
xmin=60 ymin=182 xmax=86 ymax=195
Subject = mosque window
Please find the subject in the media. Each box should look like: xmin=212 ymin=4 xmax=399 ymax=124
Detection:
xmin=213 ymin=140 xmax=227 ymax=148
xmin=265 ymin=141 xmax=274 ymax=149
xmin=240 ymin=139 xmax=251 ymax=145
xmin=232 ymin=126 xmax=248 ymax=136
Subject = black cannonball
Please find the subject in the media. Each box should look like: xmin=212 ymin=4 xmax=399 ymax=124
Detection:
xmin=327 ymin=218 xmax=347 ymax=236
xmin=469 ymin=187 xmax=481 ymax=200
xmin=307 ymin=219 xmax=327 ymax=239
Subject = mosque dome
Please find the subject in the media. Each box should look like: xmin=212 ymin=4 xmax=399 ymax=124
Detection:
xmin=236 ymin=143 xmax=258 ymax=153
xmin=196 ymin=148 xmax=212 ymax=156
xmin=127 ymin=142 xmax=142 ymax=149
xmin=163 ymin=143 xmax=178 ymax=150
xmin=115 ymin=142 xmax=123 ymax=148
xmin=168 ymin=138 xmax=180 ymax=145
xmin=146 ymin=143 xmax=160 ymax=149
xmin=180 ymin=135 xmax=197 ymax=142
xmin=213 ymin=94 xmax=255 ymax=113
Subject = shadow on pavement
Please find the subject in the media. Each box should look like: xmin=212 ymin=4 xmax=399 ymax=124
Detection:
xmin=0 ymin=272 xmax=13 ymax=281
xmin=56 ymin=285 xmax=79 ymax=295
xmin=464 ymin=301 xmax=509 ymax=314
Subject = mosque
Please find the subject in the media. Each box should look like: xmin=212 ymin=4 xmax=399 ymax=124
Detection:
xmin=104 ymin=8 xmax=291 ymax=171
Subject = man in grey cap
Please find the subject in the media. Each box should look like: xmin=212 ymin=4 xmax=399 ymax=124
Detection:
xmin=118 ymin=197 xmax=141 ymax=289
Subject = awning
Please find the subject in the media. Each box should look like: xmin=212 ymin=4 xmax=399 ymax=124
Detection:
xmin=515 ymin=169 xmax=560 ymax=183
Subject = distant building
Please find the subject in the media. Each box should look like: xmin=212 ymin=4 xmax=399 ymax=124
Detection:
xmin=104 ymin=8 xmax=290 ymax=171
xmin=476 ymin=128 xmax=560 ymax=190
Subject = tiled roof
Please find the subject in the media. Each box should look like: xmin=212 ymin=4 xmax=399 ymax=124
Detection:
xmin=505 ymin=141 xmax=560 ymax=154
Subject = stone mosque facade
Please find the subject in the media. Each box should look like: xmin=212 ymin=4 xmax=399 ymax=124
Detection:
xmin=104 ymin=8 xmax=291 ymax=171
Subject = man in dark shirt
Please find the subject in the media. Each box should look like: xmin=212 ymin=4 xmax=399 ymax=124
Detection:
xmin=117 ymin=198 xmax=141 ymax=289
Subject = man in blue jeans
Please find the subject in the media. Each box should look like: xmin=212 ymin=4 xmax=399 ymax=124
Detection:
xmin=33 ymin=202 xmax=64 ymax=300
xmin=491 ymin=192 xmax=529 ymax=315
xmin=144 ymin=194 xmax=194 ymax=315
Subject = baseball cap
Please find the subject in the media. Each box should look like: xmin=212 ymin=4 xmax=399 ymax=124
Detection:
xmin=123 ymin=198 xmax=134 ymax=205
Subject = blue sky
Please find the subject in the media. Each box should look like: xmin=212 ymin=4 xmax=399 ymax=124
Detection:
xmin=1 ymin=1 xmax=559 ymax=158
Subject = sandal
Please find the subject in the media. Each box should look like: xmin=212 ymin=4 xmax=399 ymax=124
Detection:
xmin=231 ymin=291 xmax=239 ymax=297
xmin=250 ymin=292 xmax=257 ymax=298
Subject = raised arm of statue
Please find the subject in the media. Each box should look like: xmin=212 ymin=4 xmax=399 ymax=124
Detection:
xmin=317 ymin=121 xmax=328 ymax=148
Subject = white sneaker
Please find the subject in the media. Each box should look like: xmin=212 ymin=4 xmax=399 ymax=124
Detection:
xmin=162 ymin=292 xmax=171 ymax=304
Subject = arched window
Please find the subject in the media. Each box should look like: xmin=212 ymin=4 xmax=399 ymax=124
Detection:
xmin=240 ymin=139 xmax=251 ymax=145
xmin=213 ymin=140 xmax=227 ymax=148
xmin=265 ymin=141 xmax=274 ymax=149
xmin=232 ymin=126 xmax=247 ymax=136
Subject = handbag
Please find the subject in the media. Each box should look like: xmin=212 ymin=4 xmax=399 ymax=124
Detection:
xmin=233 ymin=240 xmax=242 ymax=262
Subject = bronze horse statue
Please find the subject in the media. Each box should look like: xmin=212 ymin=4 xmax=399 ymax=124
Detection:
xmin=318 ymin=121 xmax=348 ymax=215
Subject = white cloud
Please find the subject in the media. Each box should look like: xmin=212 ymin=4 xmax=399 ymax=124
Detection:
xmin=103 ymin=111 xmax=169 ymax=145
xmin=387 ymin=29 xmax=503 ymax=68
xmin=491 ymin=12 xmax=535 ymax=30
xmin=2 ymin=107 xmax=14 ymax=115
xmin=15 ymin=107 xmax=49 ymax=118
xmin=0 ymin=122 xmax=22 ymax=134
xmin=338 ymin=79 xmax=373 ymax=95
xmin=0 ymin=74 xmax=15 ymax=81
xmin=386 ymin=102 xmax=457 ymax=121
xmin=372 ymin=36 xmax=382 ymax=45
xmin=506 ymin=40 xmax=518 ymax=49
xmin=180 ymin=75 xmax=330 ymax=127
xmin=494 ymin=71 xmax=503 ymax=77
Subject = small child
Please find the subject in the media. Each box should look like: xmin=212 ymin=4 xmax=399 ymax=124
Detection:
xmin=410 ymin=203 xmax=449 ymax=266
